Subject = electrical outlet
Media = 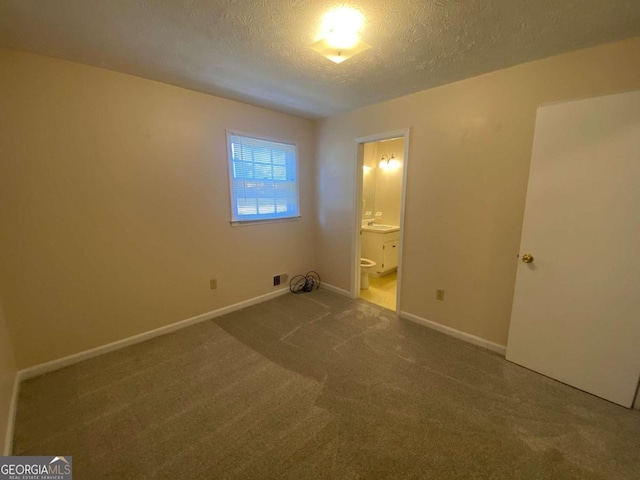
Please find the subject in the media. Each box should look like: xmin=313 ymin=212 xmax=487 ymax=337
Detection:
xmin=273 ymin=273 xmax=289 ymax=287
xmin=210 ymin=278 xmax=218 ymax=290
xmin=436 ymin=289 xmax=445 ymax=301
xmin=273 ymin=275 xmax=281 ymax=287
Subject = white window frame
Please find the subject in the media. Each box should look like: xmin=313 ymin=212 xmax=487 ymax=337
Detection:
xmin=226 ymin=130 xmax=301 ymax=226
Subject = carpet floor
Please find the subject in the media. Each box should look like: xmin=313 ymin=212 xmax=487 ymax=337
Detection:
xmin=12 ymin=290 xmax=640 ymax=479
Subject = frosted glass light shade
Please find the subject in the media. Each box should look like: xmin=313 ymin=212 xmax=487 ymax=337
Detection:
xmin=309 ymin=37 xmax=372 ymax=64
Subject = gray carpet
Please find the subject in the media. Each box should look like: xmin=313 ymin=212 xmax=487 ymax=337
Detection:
xmin=12 ymin=290 xmax=640 ymax=479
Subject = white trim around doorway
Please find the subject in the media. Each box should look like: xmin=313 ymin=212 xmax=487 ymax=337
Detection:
xmin=352 ymin=128 xmax=411 ymax=315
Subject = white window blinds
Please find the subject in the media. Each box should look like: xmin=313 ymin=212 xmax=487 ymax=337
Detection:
xmin=227 ymin=133 xmax=300 ymax=223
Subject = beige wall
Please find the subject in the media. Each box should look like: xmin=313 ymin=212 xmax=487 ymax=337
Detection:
xmin=3 ymin=38 xmax=640 ymax=370
xmin=0 ymin=298 xmax=17 ymax=454
xmin=316 ymin=37 xmax=640 ymax=347
xmin=0 ymin=49 xmax=316 ymax=368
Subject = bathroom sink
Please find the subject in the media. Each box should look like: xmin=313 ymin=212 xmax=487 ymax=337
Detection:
xmin=362 ymin=224 xmax=400 ymax=233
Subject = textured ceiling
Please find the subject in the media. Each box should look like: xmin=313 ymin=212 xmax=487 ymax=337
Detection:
xmin=1 ymin=0 xmax=639 ymax=118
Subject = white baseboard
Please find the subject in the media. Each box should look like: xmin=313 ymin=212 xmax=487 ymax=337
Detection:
xmin=400 ymin=311 xmax=507 ymax=356
xmin=18 ymin=288 xmax=291 ymax=381
xmin=3 ymin=373 xmax=19 ymax=455
xmin=320 ymin=282 xmax=353 ymax=298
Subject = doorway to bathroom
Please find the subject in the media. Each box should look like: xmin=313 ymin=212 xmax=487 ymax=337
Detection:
xmin=352 ymin=129 xmax=409 ymax=313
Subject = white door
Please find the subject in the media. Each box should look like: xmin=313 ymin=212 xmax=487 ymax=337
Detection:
xmin=506 ymin=90 xmax=640 ymax=408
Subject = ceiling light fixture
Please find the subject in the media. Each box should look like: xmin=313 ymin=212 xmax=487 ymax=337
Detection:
xmin=310 ymin=7 xmax=371 ymax=64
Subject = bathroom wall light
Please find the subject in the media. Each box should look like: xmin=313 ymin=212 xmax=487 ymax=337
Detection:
xmin=379 ymin=154 xmax=400 ymax=170
xmin=310 ymin=7 xmax=371 ymax=64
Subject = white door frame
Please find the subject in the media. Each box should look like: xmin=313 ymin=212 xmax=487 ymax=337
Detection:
xmin=351 ymin=128 xmax=411 ymax=314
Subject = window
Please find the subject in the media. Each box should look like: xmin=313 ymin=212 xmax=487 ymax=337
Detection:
xmin=227 ymin=132 xmax=300 ymax=223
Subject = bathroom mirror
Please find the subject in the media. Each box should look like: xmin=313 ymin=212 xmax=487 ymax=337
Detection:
xmin=362 ymin=166 xmax=376 ymax=218
xmin=362 ymin=142 xmax=378 ymax=218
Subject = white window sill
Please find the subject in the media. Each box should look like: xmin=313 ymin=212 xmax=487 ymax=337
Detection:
xmin=230 ymin=216 xmax=301 ymax=227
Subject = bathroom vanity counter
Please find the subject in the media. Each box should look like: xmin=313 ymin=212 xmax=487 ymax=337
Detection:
xmin=361 ymin=224 xmax=400 ymax=233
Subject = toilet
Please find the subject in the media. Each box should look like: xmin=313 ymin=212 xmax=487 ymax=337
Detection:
xmin=360 ymin=258 xmax=377 ymax=290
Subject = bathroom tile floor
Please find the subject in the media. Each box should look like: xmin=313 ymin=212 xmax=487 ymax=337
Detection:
xmin=360 ymin=271 xmax=397 ymax=310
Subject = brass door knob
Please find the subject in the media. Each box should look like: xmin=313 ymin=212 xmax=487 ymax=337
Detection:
xmin=521 ymin=253 xmax=534 ymax=264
